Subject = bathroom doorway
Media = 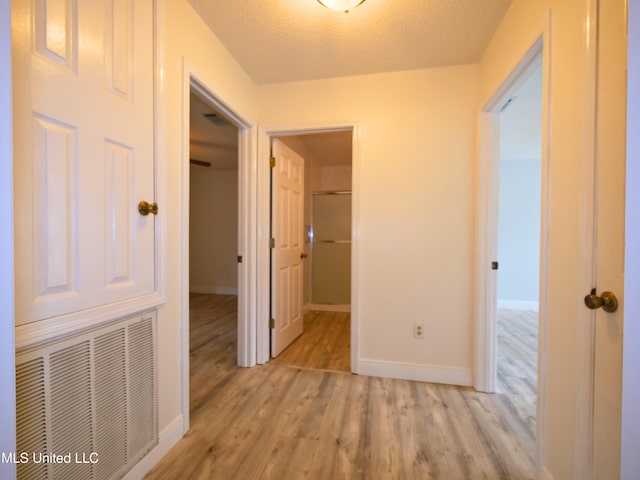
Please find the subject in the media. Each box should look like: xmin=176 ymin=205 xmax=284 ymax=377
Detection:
xmin=269 ymin=130 xmax=352 ymax=372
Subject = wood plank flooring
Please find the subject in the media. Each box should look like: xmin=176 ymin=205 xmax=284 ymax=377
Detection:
xmin=496 ymin=308 xmax=538 ymax=437
xmin=145 ymin=295 xmax=537 ymax=480
xmin=269 ymin=310 xmax=350 ymax=372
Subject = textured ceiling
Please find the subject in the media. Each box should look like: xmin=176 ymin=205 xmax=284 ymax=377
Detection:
xmin=187 ymin=0 xmax=513 ymax=85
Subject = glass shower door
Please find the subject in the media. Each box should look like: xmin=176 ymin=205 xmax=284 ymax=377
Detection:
xmin=312 ymin=192 xmax=351 ymax=305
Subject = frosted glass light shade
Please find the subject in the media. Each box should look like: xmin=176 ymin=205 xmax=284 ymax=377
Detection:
xmin=317 ymin=0 xmax=365 ymax=13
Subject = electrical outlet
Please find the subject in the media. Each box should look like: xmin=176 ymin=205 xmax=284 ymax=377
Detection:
xmin=414 ymin=323 xmax=424 ymax=339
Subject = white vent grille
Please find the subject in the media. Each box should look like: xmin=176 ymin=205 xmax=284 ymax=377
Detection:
xmin=50 ymin=341 xmax=93 ymax=480
xmin=16 ymin=312 xmax=157 ymax=480
xmin=15 ymin=358 xmax=48 ymax=480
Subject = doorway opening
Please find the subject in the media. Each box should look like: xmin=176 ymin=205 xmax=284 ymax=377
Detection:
xmin=495 ymin=63 xmax=542 ymax=421
xmin=267 ymin=130 xmax=353 ymax=373
xmin=188 ymin=88 xmax=239 ymax=408
xmin=180 ymin=75 xmax=253 ymax=432
xmin=476 ymin=30 xmax=550 ymax=474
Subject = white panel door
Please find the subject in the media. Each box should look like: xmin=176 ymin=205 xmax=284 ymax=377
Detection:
xmin=592 ymin=0 xmax=626 ymax=476
xmin=13 ymin=0 xmax=155 ymax=325
xmin=270 ymin=139 xmax=304 ymax=357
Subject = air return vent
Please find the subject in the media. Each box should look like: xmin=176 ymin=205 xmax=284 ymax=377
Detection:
xmin=16 ymin=312 xmax=157 ymax=480
xmin=203 ymin=112 xmax=230 ymax=127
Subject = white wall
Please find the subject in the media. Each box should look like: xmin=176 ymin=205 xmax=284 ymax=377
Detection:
xmin=159 ymin=0 xmax=257 ymax=439
xmin=0 ymin=0 xmax=16 ymax=476
xmin=189 ymin=167 xmax=238 ymax=294
xmin=497 ymin=159 xmax=540 ymax=305
xmin=259 ymin=65 xmax=478 ymax=377
xmin=622 ymin=0 xmax=640 ymax=477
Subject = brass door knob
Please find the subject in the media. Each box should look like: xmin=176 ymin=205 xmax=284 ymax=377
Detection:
xmin=300 ymin=253 xmax=308 ymax=259
xmin=138 ymin=201 xmax=158 ymax=216
xmin=584 ymin=289 xmax=619 ymax=313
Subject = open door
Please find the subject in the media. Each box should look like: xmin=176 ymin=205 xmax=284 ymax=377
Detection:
xmin=589 ymin=0 xmax=626 ymax=476
xmin=270 ymin=139 xmax=304 ymax=357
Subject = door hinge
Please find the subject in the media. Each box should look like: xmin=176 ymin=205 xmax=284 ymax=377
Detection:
xmin=237 ymin=255 xmax=243 ymax=263
xmin=269 ymin=238 xmax=275 ymax=249
xmin=269 ymin=318 xmax=275 ymax=329
xmin=270 ymin=156 xmax=276 ymax=168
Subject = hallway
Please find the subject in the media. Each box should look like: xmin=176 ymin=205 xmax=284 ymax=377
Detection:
xmin=144 ymin=295 xmax=536 ymax=479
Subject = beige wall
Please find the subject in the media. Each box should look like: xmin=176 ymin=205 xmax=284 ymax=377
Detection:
xmin=313 ymin=165 xmax=352 ymax=192
xmin=258 ymin=65 xmax=479 ymax=371
xmin=189 ymin=167 xmax=238 ymax=294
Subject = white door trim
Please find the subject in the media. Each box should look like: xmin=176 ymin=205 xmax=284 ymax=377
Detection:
xmin=0 ymin=0 xmax=16 ymax=476
xmin=257 ymin=123 xmax=361 ymax=374
xmin=475 ymin=11 xmax=551 ymax=477
xmin=179 ymin=59 xmax=255 ymax=433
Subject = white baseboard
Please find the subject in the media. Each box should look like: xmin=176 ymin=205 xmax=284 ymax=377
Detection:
xmin=358 ymin=359 xmax=472 ymax=387
xmin=310 ymin=303 xmax=351 ymax=313
xmin=123 ymin=414 xmax=184 ymax=480
xmin=190 ymin=285 xmax=238 ymax=295
xmin=497 ymin=299 xmax=539 ymax=311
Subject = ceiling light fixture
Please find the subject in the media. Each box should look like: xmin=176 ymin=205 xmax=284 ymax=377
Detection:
xmin=317 ymin=0 xmax=366 ymax=13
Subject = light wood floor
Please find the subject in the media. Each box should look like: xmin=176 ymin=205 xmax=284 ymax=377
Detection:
xmin=145 ymin=295 xmax=537 ymax=480
xmin=497 ymin=308 xmax=538 ymax=437
xmin=269 ymin=309 xmax=350 ymax=372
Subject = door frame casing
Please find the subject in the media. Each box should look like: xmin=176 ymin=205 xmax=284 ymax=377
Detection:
xmin=257 ymin=123 xmax=360 ymax=373
xmin=179 ymin=59 xmax=255 ymax=432
xmin=474 ymin=12 xmax=551 ymax=476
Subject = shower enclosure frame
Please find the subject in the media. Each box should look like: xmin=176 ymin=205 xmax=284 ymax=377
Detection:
xmin=310 ymin=190 xmax=352 ymax=311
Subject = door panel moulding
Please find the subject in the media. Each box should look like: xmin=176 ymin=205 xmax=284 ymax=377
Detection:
xmin=180 ymin=59 xmax=256 ymax=435
xmin=257 ymin=123 xmax=361 ymax=374
xmin=475 ymin=10 xmax=551 ymax=478
xmin=15 ymin=0 xmax=165 ymax=350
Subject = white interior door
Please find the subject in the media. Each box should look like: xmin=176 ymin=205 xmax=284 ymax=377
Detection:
xmin=591 ymin=0 xmax=627 ymax=476
xmin=270 ymin=139 xmax=304 ymax=357
xmin=13 ymin=0 xmax=155 ymax=325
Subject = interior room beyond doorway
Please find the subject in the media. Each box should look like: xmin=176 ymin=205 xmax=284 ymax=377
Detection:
xmin=188 ymin=90 xmax=239 ymax=412
xmin=270 ymin=131 xmax=352 ymax=372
